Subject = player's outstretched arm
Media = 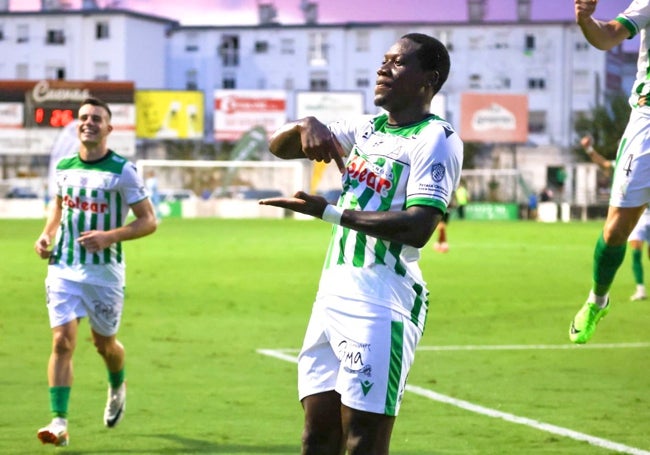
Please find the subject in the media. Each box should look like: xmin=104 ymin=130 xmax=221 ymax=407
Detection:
xmin=260 ymin=192 xmax=442 ymax=248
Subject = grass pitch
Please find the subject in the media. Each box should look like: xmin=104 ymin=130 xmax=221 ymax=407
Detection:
xmin=1 ymin=217 xmax=649 ymax=454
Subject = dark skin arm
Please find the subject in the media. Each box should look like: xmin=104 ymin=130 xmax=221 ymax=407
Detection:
xmin=269 ymin=116 xmax=346 ymax=173
xmin=259 ymin=191 xmax=444 ymax=248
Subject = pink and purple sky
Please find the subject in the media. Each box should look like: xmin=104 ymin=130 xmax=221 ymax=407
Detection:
xmin=8 ymin=0 xmax=632 ymax=26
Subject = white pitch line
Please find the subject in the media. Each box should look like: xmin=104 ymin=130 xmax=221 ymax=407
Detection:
xmin=406 ymin=385 xmax=650 ymax=455
xmin=416 ymin=342 xmax=650 ymax=351
xmin=257 ymin=346 xmax=650 ymax=455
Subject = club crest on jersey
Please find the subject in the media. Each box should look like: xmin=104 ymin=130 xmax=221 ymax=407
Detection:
xmin=431 ymin=163 xmax=446 ymax=182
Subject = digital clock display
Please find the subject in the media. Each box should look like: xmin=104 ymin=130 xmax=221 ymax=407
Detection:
xmin=31 ymin=106 xmax=76 ymax=128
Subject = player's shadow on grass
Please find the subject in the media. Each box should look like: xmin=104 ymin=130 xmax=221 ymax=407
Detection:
xmin=62 ymin=434 xmax=300 ymax=454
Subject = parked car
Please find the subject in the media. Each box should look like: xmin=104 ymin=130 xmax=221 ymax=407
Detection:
xmin=6 ymin=186 xmax=39 ymax=199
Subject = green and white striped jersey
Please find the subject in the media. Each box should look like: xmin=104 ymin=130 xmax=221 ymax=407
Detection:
xmin=617 ymin=1 xmax=650 ymax=110
xmin=317 ymin=113 xmax=463 ymax=332
xmin=48 ymin=150 xmax=148 ymax=286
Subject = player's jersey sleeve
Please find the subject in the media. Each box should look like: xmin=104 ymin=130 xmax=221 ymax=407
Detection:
xmin=328 ymin=115 xmax=376 ymax=157
xmin=617 ymin=0 xmax=650 ymax=38
xmin=120 ymin=161 xmax=148 ymax=206
xmin=405 ymin=122 xmax=463 ymax=213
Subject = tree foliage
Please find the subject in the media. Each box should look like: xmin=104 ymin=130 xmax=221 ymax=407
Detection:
xmin=573 ymin=93 xmax=631 ymax=160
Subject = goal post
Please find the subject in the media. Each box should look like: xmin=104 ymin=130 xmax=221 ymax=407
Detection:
xmin=136 ymin=159 xmax=307 ymax=219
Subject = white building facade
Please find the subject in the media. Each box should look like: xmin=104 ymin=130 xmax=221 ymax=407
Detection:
xmin=0 ymin=4 xmax=630 ymax=204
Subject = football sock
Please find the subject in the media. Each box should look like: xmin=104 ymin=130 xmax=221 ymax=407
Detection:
xmin=49 ymin=386 xmax=71 ymax=418
xmin=631 ymin=248 xmax=644 ymax=285
xmin=592 ymin=232 xmax=626 ymax=297
xmin=108 ymin=368 xmax=125 ymax=389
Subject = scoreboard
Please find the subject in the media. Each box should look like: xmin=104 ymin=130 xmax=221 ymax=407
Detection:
xmin=0 ymin=80 xmax=136 ymax=156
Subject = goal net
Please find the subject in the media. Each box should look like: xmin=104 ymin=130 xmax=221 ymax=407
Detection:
xmin=136 ymin=159 xmax=306 ymax=219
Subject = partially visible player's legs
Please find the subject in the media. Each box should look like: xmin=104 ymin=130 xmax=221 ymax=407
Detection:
xmin=301 ymin=391 xmax=344 ymax=455
xmin=570 ymin=206 xmax=644 ymax=343
xmin=341 ymin=405 xmax=395 ymax=455
xmin=38 ymin=320 xmax=78 ymax=446
xmin=433 ymin=216 xmax=449 ymax=252
xmin=629 ymin=239 xmax=647 ymax=300
xmin=85 ymin=283 xmax=127 ymax=427
xmin=93 ymin=330 xmax=127 ymax=427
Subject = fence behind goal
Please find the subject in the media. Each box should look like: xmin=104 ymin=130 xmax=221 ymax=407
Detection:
xmin=137 ymin=159 xmax=306 ymax=219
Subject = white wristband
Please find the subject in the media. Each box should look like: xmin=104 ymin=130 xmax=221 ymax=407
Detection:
xmin=586 ymin=146 xmax=595 ymax=154
xmin=322 ymin=204 xmax=344 ymax=225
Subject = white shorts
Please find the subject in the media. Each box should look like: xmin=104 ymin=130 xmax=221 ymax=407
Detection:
xmin=45 ymin=277 xmax=124 ymax=336
xmin=629 ymin=210 xmax=650 ymax=242
xmin=610 ymin=109 xmax=650 ymax=208
xmin=297 ymin=295 xmax=421 ymax=417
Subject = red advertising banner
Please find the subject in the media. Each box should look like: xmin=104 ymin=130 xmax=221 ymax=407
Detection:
xmin=460 ymin=93 xmax=528 ymax=143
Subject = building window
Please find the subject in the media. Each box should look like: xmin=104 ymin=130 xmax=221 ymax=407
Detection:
xmin=356 ymin=78 xmax=370 ymax=88
xmin=46 ymin=29 xmax=65 ymax=45
xmin=469 ymin=73 xmax=482 ymax=89
xmin=186 ymin=69 xmax=198 ymax=90
xmin=575 ymin=42 xmax=589 ymax=51
xmin=223 ymin=77 xmax=236 ymax=89
xmin=255 ymin=41 xmax=269 ymax=53
xmin=281 ymin=38 xmax=294 ymax=55
xmin=219 ymin=35 xmax=239 ymax=67
xmin=17 ymin=24 xmax=29 ymax=43
xmin=356 ymin=30 xmax=369 ymax=52
xmin=525 ymin=34 xmax=535 ymax=51
xmin=96 ymin=21 xmax=109 ymax=39
xmin=0 ymin=25 xmax=4 ymax=41
xmin=46 ymin=65 xmax=66 ymax=80
xmin=15 ymin=63 xmax=28 ymax=79
xmin=355 ymin=69 xmax=370 ymax=88
xmin=527 ymin=78 xmax=546 ymax=90
xmin=185 ymin=33 xmax=199 ymax=52
xmin=310 ymin=71 xmax=328 ymax=91
xmin=528 ymin=110 xmax=547 ymax=134
xmin=94 ymin=62 xmax=109 ymax=80
xmin=309 ymin=32 xmax=328 ymax=66
xmin=573 ymin=69 xmax=590 ymax=93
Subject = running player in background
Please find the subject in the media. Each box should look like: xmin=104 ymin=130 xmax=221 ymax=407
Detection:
xmin=260 ymin=33 xmax=462 ymax=454
xmin=33 ymin=97 xmax=157 ymax=446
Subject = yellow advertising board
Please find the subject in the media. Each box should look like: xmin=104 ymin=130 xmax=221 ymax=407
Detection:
xmin=136 ymin=90 xmax=204 ymax=139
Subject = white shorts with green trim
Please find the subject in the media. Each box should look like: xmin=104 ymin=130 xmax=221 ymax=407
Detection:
xmin=297 ymin=295 xmax=421 ymax=416
xmin=610 ymin=109 xmax=650 ymax=208
xmin=45 ymin=277 xmax=124 ymax=336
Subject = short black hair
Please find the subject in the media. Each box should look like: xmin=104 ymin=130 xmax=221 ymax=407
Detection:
xmin=80 ymin=97 xmax=112 ymax=119
xmin=401 ymin=33 xmax=450 ymax=95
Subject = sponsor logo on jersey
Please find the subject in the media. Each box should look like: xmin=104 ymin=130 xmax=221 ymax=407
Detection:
xmin=63 ymin=194 xmax=109 ymax=213
xmin=347 ymin=155 xmax=393 ymax=197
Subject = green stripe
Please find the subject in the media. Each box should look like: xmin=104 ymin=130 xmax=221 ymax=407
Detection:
xmin=615 ymin=16 xmax=638 ymax=39
xmin=385 ymin=320 xmax=404 ymax=416
xmin=410 ymin=283 xmax=427 ymax=327
xmin=115 ymin=191 xmax=123 ymax=262
xmin=389 ymin=242 xmax=406 ymax=276
xmin=352 ymin=231 xmax=367 ymax=267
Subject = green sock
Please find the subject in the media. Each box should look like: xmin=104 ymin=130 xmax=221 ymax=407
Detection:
xmin=108 ymin=369 xmax=125 ymax=389
xmin=49 ymin=386 xmax=71 ymax=418
xmin=592 ymin=232 xmax=626 ymax=295
xmin=632 ymin=249 xmax=644 ymax=285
